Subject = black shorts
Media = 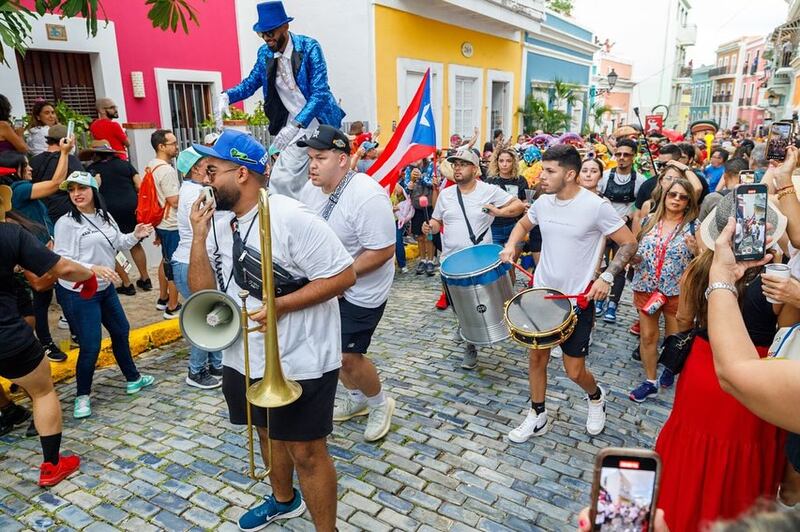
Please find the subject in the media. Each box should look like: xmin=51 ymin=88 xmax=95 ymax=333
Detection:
xmin=340 ymin=297 xmax=386 ymax=354
xmin=410 ymin=207 xmax=432 ymax=237
xmin=0 ymin=341 xmax=44 ymax=380
xmin=526 ymin=226 xmax=542 ymax=253
xmin=558 ymin=303 xmax=595 ymax=358
xmin=221 ymin=366 xmax=339 ymax=441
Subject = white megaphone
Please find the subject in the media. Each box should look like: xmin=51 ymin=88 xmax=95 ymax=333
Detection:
xmin=179 ymin=290 xmax=243 ymax=352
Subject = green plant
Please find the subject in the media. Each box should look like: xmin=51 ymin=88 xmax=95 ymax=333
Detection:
xmin=517 ymin=95 xmax=571 ymax=133
xmin=199 ymin=114 xmax=216 ymax=129
xmin=54 ymin=101 xmax=91 ymax=133
xmin=247 ymin=102 xmax=269 ymax=126
xmin=224 ymin=105 xmax=248 ymax=121
xmin=546 ymin=0 xmax=573 ymax=16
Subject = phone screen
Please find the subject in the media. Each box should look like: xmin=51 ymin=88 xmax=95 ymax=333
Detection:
xmin=767 ymin=122 xmax=792 ymax=160
xmin=739 ymin=170 xmax=755 ymax=184
xmin=734 ymin=185 xmax=768 ymax=261
xmin=593 ymin=455 xmax=659 ymax=531
xmin=66 ymin=120 xmax=75 ymax=139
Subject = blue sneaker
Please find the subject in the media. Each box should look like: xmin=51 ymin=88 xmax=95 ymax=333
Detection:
xmin=629 ymin=381 xmax=658 ymax=403
xmin=603 ymin=302 xmax=618 ymax=323
xmin=659 ymin=368 xmax=675 ymax=388
xmin=594 ymin=300 xmax=605 ymax=317
xmin=238 ymin=488 xmax=306 ymax=531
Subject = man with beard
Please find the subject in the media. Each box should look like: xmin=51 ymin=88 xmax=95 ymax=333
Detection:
xmin=188 ymin=129 xmax=355 ymax=531
xmin=500 ymin=145 xmax=637 ymax=441
xmin=89 ymin=98 xmax=129 ymax=160
xmin=422 ymin=149 xmax=525 ymax=369
xmin=220 ymin=1 xmax=344 ymax=200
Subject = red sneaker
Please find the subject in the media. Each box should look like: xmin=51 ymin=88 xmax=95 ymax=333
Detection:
xmin=39 ymin=454 xmax=80 ymax=487
xmin=629 ymin=321 xmax=640 ymax=336
xmin=435 ymin=292 xmax=449 ymax=310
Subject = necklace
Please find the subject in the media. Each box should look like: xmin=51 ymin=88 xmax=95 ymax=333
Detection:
xmin=553 ymin=195 xmax=578 ymax=207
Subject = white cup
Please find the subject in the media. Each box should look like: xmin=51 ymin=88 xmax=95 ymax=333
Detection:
xmin=763 ymin=263 xmax=791 ymax=304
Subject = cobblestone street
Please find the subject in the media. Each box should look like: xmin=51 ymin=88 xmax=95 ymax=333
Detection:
xmin=0 ymin=271 xmax=675 ymax=531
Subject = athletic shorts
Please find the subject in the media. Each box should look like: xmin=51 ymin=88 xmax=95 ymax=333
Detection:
xmin=340 ymin=297 xmax=386 ymax=354
xmin=0 ymin=341 xmax=44 ymax=380
xmin=557 ymin=303 xmax=595 ymax=358
xmin=410 ymin=207 xmax=432 ymax=237
xmin=526 ymin=226 xmax=542 ymax=253
xmin=221 ymin=366 xmax=339 ymax=441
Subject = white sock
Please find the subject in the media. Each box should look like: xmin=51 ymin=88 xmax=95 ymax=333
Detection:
xmin=366 ymin=390 xmax=386 ymax=408
xmin=348 ymin=389 xmax=367 ymax=403
xmin=647 ymin=379 xmax=657 ymax=386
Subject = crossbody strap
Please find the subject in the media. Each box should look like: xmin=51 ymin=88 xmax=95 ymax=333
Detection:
xmin=456 ymin=186 xmax=489 ymax=246
xmin=82 ymin=214 xmax=119 ymax=253
xmin=322 ymin=171 xmax=356 ymax=221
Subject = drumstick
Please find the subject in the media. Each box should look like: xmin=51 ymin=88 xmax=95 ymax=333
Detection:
xmin=418 ymin=196 xmax=433 ymax=241
xmin=544 ymin=293 xmax=584 ymax=300
xmin=511 ymin=262 xmax=534 ymax=287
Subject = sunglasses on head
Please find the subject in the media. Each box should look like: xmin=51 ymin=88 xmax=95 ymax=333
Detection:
xmin=667 ymin=191 xmax=689 ymax=201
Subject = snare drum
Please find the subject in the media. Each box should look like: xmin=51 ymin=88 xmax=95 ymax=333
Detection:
xmin=440 ymin=244 xmax=514 ymax=346
xmin=504 ymin=288 xmax=577 ymax=349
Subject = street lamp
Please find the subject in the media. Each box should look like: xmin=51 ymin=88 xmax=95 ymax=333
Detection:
xmin=594 ymin=69 xmax=619 ymax=96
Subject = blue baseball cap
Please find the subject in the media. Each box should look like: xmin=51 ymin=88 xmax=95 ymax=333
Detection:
xmin=193 ymin=129 xmax=269 ymax=175
xmin=176 ymin=147 xmax=203 ymax=175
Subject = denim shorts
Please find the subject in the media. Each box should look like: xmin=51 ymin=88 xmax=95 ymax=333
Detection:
xmin=156 ymin=228 xmax=180 ymax=280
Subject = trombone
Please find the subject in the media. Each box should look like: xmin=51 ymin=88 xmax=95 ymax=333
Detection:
xmin=179 ymin=188 xmax=302 ymax=479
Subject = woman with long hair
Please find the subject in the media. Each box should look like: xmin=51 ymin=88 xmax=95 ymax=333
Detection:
xmin=0 ymin=94 xmax=28 ymax=154
xmin=26 ymin=100 xmax=58 ymax=156
xmin=486 ymin=147 xmax=529 ymax=282
xmin=654 ymin=194 xmax=796 ymax=531
xmin=579 ymin=157 xmax=605 ymax=196
xmin=628 ymin=177 xmax=699 ymax=401
xmin=53 ymin=172 xmax=156 ymax=419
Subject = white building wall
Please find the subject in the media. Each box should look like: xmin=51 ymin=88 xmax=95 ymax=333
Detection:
xmin=233 ymin=0 xmax=375 ymax=127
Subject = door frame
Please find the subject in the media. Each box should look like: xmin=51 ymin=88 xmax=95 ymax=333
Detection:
xmin=485 ymin=69 xmax=514 ymax=141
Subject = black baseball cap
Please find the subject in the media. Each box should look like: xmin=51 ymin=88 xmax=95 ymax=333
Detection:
xmin=296 ymin=125 xmax=351 ymax=153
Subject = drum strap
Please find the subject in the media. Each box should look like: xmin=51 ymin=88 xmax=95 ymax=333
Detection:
xmin=456 ymin=187 xmax=489 ymax=245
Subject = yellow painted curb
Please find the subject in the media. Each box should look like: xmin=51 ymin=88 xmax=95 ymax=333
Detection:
xmin=1 ymin=320 xmax=183 ymax=394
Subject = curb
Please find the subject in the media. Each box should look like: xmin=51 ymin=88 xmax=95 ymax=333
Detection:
xmin=1 ymin=320 xmax=183 ymax=393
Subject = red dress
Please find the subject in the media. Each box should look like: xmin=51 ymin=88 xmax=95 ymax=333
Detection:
xmin=655 ymin=335 xmax=785 ymax=531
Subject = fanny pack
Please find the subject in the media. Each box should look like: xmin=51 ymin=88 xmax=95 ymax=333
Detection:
xmin=233 ymin=242 xmax=310 ymax=300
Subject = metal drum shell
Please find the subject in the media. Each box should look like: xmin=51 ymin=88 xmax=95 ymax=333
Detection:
xmin=440 ymin=245 xmax=515 ymax=346
xmin=504 ymin=288 xmax=578 ymax=349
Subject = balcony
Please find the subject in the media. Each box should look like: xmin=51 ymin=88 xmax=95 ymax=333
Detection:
xmin=708 ymin=65 xmax=735 ymax=78
xmin=750 ymin=61 xmax=758 ymax=75
xmin=739 ymin=97 xmax=745 ymax=106
xmin=746 ymin=97 xmax=753 ymax=106
xmin=712 ymin=94 xmax=733 ymax=103
xmin=679 ymin=66 xmax=693 ymax=78
xmin=676 ymin=23 xmax=697 ymax=46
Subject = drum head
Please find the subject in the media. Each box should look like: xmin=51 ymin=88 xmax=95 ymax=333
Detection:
xmin=441 ymin=244 xmax=504 ymax=278
xmin=506 ymin=288 xmax=573 ymax=334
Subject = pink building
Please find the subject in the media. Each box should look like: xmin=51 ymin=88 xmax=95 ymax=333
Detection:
xmin=591 ymin=53 xmax=635 ymax=133
xmin=737 ymin=37 xmax=766 ymax=133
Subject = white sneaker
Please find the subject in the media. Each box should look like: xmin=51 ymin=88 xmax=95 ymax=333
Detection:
xmin=586 ymin=385 xmax=607 ymax=435
xmin=364 ymin=397 xmax=395 ymax=442
xmin=508 ymin=409 xmax=548 ymax=443
xmin=58 ymin=316 xmax=69 ymax=330
xmin=332 ymin=393 xmax=368 ymax=422
xmin=551 ymin=345 xmax=563 ymax=359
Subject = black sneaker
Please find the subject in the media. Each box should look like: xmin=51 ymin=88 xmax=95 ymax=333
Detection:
xmin=25 ymin=419 xmax=37 ymax=438
xmin=70 ymin=335 xmax=80 ymax=348
xmin=425 ymin=261 xmax=436 ymax=277
xmin=43 ymin=342 xmax=68 ymax=362
xmin=415 ymin=261 xmax=426 ymax=275
xmin=186 ymin=369 xmax=221 ymax=389
xmin=116 ymin=284 xmax=136 ymax=296
xmin=155 ymin=298 xmax=169 ymax=311
xmin=136 ymin=278 xmax=153 ymax=291
xmin=631 ymin=346 xmax=641 ymax=361
xmin=0 ymin=403 xmax=32 ymax=435
xmin=163 ymin=303 xmax=182 ymax=320
xmin=208 ymin=366 xmax=223 ymax=379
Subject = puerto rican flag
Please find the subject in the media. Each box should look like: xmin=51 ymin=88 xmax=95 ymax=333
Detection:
xmin=368 ymin=69 xmax=437 ymax=193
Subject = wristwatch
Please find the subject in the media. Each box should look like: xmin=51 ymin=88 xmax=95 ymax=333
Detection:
xmin=599 ymin=271 xmax=614 ymax=286
xmin=704 ymin=282 xmax=737 ymax=300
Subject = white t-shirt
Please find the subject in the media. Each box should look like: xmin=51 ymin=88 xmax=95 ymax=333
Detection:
xmin=172 ymin=180 xmax=203 ymax=265
xmin=206 ymin=194 xmax=353 ymax=380
xmin=432 ymin=181 xmax=514 ymax=260
xmin=598 ymin=169 xmax=647 ymax=219
xmin=147 ymin=158 xmax=180 ymax=230
xmin=299 ymin=172 xmax=395 ymax=308
xmin=528 ymin=187 xmax=625 ymax=296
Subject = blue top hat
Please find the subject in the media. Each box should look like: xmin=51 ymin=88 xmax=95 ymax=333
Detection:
xmin=252 ymin=1 xmax=294 ymax=33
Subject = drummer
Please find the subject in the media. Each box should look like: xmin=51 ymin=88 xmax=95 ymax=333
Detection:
xmin=422 ymin=149 xmax=525 ymax=369
xmin=500 ymin=145 xmax=637 ymax=441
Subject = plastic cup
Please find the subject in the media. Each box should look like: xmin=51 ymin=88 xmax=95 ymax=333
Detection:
xmin=764 ymin=263 xmax=791 ymax=304
xmin=524 ymin=189 xmax=535 ymax=203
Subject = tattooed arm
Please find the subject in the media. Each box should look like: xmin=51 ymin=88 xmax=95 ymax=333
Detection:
xmin=586 ymin=224 xmax=638 ymax=302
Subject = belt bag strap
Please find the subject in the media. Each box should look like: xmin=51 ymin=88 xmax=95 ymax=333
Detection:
xmin=456 ymin=186 xmax=489 ymax=245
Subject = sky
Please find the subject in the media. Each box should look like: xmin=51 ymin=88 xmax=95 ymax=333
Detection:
xmin=571 ymin=0 xmax=789 ymax=76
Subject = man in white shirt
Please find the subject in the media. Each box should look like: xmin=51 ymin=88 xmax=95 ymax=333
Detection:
xmin=422 ymin=149 xmax=525 ymax=369
xmin=147 ymin=129 xmax=181 ymax=319
xmin=501 ymin=144 xmax=638 ymax=441
xmin=596 ymin=137 xmax=646 ymax=324
xmin=188 ymin=129 xmax=356 ymax=532
xmin=297 ymin=125 xmax=397 ymax=443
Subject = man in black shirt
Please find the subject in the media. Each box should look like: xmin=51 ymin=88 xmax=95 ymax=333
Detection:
xmin=29 ymin=124 xmax=84 ymax=224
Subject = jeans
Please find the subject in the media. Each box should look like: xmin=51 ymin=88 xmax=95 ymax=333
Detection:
xmin=156 ymin=228 xmax=180 ymax=280
xmin=491 ymin=223 xmax=515 ymax=247
xmin=395 ymin=227 xmax=407 ymax=269
xmin=172 ymin=260 xmax=222 ymax=373
xmin=32 ymin=288 xmax=55 ymax=345
xmin=57 ymin=285 xmax=140 ymax=396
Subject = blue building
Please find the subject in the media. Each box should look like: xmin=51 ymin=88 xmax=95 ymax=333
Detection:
xmin=522 ymin=11 xmax=598 ymax=131
xmin=689 ymin=65 xmax=713 ymax=123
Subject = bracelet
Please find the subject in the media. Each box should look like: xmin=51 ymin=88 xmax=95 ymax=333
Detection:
xmin=776 ymin=183 xmax=794 ymax=192
xmin=704 ymin=282 xmax=737 ymax=300
xmin=777 ymin=187 xmax=795 ymax=200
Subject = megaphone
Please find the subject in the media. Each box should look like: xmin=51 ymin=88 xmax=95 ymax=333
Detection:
xmin=179 ymin=290 xmax=242 ymax=352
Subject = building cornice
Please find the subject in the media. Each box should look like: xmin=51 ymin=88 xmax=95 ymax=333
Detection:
xmin=537 ymin=24 xmax=599 ymax=56
xmin=525 ymin=42 xmax=593 ymax=67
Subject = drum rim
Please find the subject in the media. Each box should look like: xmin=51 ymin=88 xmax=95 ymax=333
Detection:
xmin=508 ymin=320 xmax=578 ymax=349
xmin=503 ymin=287 xmax=577 ymax=338
xmin=440 ymin=245 xmax=505 ymax=279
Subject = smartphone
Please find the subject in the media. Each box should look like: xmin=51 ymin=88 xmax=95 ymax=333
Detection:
xmin=733 ymin=183 xmax=768 ymax=261
xmin=201 ymin=186 xmax=216 ymax=209
xmin=739 ymin=170 xmax=756 ymax=184
xmin=653 ymin=160 xmax=664 ymax=174
xmin=590 ymin=448 xmax=661 ymax=532
xmin=767 ymin=121 xmax=793 ymax=160
xmin=66 ymin=120 xmax=75 ymax=139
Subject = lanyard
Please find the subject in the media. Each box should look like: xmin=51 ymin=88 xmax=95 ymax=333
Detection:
xmin=82 ymin=214 xmax=119 ymax=253
xmin=322 ymin=170 xmax=355 ymax=220
xmin=653 ymin=219 xmax=682 ymax=282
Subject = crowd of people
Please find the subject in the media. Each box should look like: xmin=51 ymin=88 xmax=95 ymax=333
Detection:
xmin=1 ymin=2 xmax=800 ymax=531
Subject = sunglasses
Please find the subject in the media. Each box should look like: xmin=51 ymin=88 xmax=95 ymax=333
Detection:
xmin=257 ymin=28 xmax=280 ymax=38
xmin=614 ymin=151 xmax=634 ymax=158
xmin=667 ymin=191 xmax=689 ymax=201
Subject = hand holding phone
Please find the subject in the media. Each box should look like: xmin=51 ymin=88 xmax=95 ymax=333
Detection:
xmin=66 ymin=120 xmax=75 ymax=140
xmin=201 ymin=186 xmax=216 ymax=210
xmin=733 ymin=183 xmax=768 ymax=261
xmin=739 ymin=170 xmax=755 ymax=184
xmin=767 ymin=121 xmax=792 ymax=160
